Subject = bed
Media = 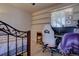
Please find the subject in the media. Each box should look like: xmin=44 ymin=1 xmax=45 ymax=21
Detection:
xmin=58 ymin=33 xmax=79 ymax=55
xmin=0 ymin=21 xmax=31 ymax=56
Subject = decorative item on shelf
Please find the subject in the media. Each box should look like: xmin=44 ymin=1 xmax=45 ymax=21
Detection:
xmin=74 ymin=28 xmax=79 ymax=33
xmin=65 ymin=15 xmax=73 ymax=26
xmin=66 ymin=19 xmax=71 ymax=25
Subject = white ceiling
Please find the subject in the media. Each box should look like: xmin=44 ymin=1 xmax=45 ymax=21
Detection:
xmin=11 ymin=3 xmax=57 ymax=13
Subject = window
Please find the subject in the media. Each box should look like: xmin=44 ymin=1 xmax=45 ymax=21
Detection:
xmin=51 ymin=8 xmax=73 ymax=27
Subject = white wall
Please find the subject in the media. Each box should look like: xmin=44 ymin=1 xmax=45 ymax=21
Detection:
xmin=0 ymin=4 xmax=32 ymax=31
xmin=32 ymin=12 xmax=51 ymax=42
xmin=73 ymin=4 xmax=79 ymax=21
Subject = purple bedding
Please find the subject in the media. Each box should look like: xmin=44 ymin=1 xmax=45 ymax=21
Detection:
xmin=58 ymin=33 xmax=79 ymax=55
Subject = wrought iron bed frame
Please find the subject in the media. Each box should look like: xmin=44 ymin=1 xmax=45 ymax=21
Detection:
xmin=0 ymin=21 xmax=31 ymax=56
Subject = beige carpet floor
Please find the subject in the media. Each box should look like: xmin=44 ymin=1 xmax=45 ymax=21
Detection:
xmin=31 ymin=40 xmax=62 ymax=56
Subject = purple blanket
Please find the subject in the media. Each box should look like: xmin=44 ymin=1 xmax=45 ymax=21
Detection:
xmin=58 ymin=33 xmax=79 ymax=55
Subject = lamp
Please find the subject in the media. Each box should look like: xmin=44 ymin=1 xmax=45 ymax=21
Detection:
xmin=32 ymin=3 xmax=35 ymax=5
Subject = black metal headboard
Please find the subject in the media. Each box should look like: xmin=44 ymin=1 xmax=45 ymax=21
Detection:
xmin=0 ymin=21 xmax=27 ymax=37
xmin=0 ymin=21 xmax=31 ymax=56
